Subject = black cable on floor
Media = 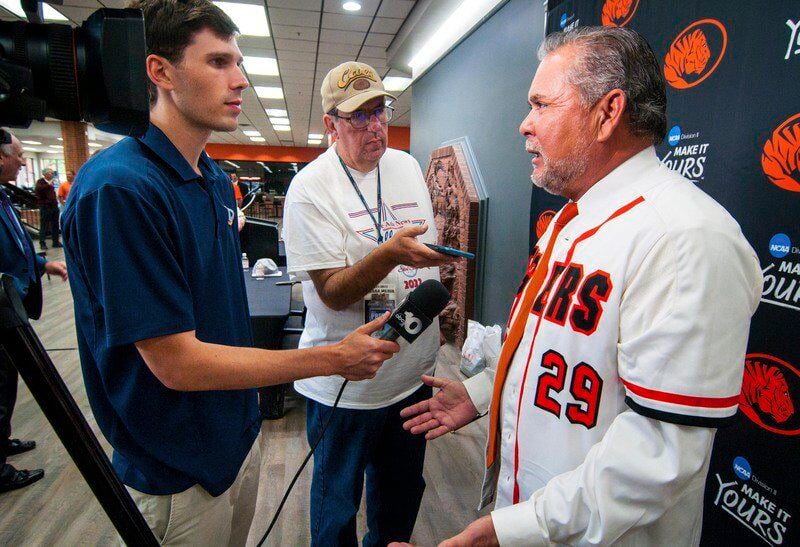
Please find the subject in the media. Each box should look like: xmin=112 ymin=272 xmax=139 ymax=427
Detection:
xmin=257 ymin=379 xmax=348 ymax=546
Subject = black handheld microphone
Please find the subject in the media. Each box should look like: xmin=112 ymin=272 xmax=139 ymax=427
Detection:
xmin=372 ymin=279 xmax=451 ymax=342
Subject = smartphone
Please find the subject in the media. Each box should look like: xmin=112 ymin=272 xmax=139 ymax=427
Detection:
xmin=425 ymin=243 xmax=476 ymax=260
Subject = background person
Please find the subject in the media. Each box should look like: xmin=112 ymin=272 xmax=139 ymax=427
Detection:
xmin=0 ymin=128 xmax=68 ymax=494
xmin=57 ymin=169 xmax=74 ymax=209
xmin=35 ymin=168 xmax=60 ymax=249
xmin=230 ymin=172 xmax=243 ymax=207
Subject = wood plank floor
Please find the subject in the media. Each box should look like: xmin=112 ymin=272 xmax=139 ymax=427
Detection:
xmin=0 ymin=246 xmax=491 ymax=546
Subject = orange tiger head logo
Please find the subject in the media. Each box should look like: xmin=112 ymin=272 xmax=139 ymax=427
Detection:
xmin=762 ymin=113 xmax=800 ymax=193
xmin=664 ymin=19 xmax=728 ymax=89
xmin=535 ymin=210 xmax=556 ymax=239
xmin=601 ymin=0 xmax=639 ymax=28
xmin=741 ymin=359 xmax=795 ymax=423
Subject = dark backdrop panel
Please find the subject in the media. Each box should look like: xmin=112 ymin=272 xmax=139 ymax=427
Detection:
xmin=541 ymin=1 xmax=800 ymax=544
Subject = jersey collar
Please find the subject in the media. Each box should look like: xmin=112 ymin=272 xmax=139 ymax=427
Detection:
xmin=575 ymin=146 xmax=661 ymax=224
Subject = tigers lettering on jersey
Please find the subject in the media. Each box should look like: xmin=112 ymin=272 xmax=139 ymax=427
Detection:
xmin=530 ymin=261 xmax=613 ymax=335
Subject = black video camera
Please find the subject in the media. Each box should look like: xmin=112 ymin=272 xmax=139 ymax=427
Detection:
xmin=0 ymin=0 xmax=149 ymax=135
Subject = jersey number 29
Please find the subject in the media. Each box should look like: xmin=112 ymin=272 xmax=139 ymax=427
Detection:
xmin=533 ymin=349 xmax=603 ymax=428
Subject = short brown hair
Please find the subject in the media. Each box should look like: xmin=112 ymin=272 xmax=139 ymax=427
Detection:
xmin=128 ymin=0 xmax=239 ymax=104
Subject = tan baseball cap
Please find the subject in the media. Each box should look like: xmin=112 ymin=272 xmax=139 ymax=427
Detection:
xmin=321 ymin=61 xmax=396 ymax=114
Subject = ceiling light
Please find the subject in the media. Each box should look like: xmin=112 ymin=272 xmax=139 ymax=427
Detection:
xmin=265 ymin=109 xmax=287 ymax=117
xmin=224 ymin=160 xmax=241 ymax=169
xmin=22 ymin=147 xmax=39 ymax=152
xmin=249 ymin=136 xmax=266 ymax=142
xmin=243 ymin=130 xmax=261 ymax=137
xmin=257 ymin=162 xmax=273 ymax=173
xmin=49 ymin=145 xmax=64 ymax=149
xmin=21 ymin=140 xmax=41 ymax=145
xmin=213 ymin=2 xmax=269 ymax=37
xmin=57 ymin=137 xmax=63 ymax=141
xmin=255 ymin=86 xmax=284 ymax=99
xmin=342 ymin=1 xmax=361 ymax=11
xmin=409 ymin=0 xmax=505 ymax=77
xmin=88 ymin=143 xmax=103 ymax=148
xmin=0 ymin=0 xmax=66 ymax=20
xmin=382 ymin=76 xmax=412 ymax=92
xmin=273 ymin=126 xmax=291 ymax=132
xmin=270 ymin=117 xmax=290 ymax=125
xmin=308 ymin=133 xmax=323 ymax=140
xmin=308 ymin=140 xmax=322 ymax=145
xmin=43 ymin=4 xmax=67 ymax=20
xmin=243 ymin=56 xmax=279 ymax=76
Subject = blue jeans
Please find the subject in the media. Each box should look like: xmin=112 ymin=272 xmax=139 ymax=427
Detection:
xmin=306 ymin=384 xmax=431 ymax=547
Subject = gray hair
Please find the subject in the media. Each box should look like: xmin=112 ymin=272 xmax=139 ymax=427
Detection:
xmin=42 ymin=167 xmax=54 ymax=176
xmin=0 ymin=143 xmax=12 ymax=157
xmin=538 ymin=26 xmax=667 ymax=144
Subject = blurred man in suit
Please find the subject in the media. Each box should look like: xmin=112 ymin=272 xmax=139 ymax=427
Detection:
xmin=0 ymin=128 xmax=68 ymax=494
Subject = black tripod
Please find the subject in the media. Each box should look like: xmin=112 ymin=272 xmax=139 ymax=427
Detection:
xmin=0 ymin=275 xmax=157 ymax=546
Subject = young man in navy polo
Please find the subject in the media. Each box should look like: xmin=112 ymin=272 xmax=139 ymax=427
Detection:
xmin=61 ymin=0 xmax=399 ymax=544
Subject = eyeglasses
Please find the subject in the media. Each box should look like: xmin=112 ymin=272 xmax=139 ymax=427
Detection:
xmin=333 ymin=106 xmax=394 ymax=130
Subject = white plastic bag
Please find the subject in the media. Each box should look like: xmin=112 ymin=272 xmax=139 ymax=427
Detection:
xmin=460 ymin=321 xmax=502 ymax=377
xmin=482 ymin=324 xmax=502 ymax=370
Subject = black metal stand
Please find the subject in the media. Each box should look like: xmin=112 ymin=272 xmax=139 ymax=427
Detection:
xmin=0 ymin=275 xmax=157 ymax=546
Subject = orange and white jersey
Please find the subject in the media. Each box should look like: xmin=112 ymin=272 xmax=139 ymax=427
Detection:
xmin=465 ymin=147 xmax=763 ymax=545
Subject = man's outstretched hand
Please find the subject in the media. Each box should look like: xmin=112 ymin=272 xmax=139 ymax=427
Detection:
xmin=400 ymin=375 xmax=478 ymax=440
xmin=389 ymin=515 xmax=499 ymax=547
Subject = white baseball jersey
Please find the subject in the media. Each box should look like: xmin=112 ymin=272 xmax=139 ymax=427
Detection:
xmin=464 ymin=147 xmax=762 ymax=546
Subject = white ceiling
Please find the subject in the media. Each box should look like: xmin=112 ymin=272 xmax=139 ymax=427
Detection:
xmin=0 ymin=0 xmax=417 ymax=149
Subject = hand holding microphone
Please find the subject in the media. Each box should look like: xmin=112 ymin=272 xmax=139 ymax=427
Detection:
xmin=333 ymin=279 xmax=451 ymax=381
xmin=334 ymin=312 xmax=400 ymax=381
xmin=373 ymin=278 xmax=451 ymax=342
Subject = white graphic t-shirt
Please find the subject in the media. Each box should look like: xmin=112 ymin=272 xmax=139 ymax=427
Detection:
xmin=283 ymin=144 xmax=440 ymax=409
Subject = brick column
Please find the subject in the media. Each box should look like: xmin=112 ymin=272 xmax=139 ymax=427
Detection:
xmin=60 ymin=121 xmax=90 ymax=174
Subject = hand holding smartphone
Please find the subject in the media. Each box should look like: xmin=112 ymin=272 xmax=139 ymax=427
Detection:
xmin=424 ymin=243 xmax=475 ymax=260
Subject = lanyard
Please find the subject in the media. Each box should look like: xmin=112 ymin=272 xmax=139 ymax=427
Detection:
xmin=337 ymin=153 xmax=383 ymax=244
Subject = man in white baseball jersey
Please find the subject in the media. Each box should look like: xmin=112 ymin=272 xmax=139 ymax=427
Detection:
xmin=397 ymin=27 xmax=762 ymax=546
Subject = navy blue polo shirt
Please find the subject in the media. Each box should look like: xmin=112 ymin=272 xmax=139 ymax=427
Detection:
xmin=62 ymin=124 xmax=259 ymax=496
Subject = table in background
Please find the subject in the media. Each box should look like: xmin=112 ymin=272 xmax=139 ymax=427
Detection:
xmin=243 ymin=267 xmax=292 ymax=418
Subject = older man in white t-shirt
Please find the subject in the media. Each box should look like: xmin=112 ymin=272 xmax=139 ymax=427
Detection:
xmin=283 ymin=62 xmax=455 ymax=546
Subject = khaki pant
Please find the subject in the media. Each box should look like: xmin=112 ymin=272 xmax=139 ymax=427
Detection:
xmin=122 ymin=436 xmax=262 ymax=546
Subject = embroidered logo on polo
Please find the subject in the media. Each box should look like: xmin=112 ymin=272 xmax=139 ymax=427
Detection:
xmin=349 ymin=201 xmax=425 ymax=243
xmin=664 ymin=19 xmax=728 ymax=89
xmin=762 ymin=112 xmax=800 ymax=192
xmin=600 ymin=0 xmax=639 ymax=28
